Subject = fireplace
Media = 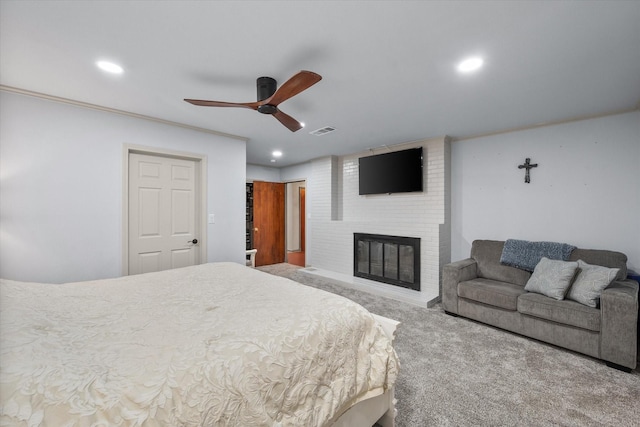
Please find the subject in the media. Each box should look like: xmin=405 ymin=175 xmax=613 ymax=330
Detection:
xmin=354 ymin=233 xmax=420 ymax=291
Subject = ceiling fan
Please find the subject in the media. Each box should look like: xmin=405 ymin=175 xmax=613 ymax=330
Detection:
xmin=184 ymin=70 xmax=322 ymax=132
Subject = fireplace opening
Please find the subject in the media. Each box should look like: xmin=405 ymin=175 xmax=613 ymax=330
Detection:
xmin=354 ymin=233 xmax=420 ymax=291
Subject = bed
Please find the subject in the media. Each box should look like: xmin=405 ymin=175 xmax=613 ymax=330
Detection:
xmin=0 ymin=262 xmax=399 ymax=426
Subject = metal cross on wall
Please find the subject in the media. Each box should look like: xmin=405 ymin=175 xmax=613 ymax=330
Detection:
xmin=518 ymin=158 xmax=538 ymax=183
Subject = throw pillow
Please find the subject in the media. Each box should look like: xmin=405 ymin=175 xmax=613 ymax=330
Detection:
xmin=566 ymin=260 xmax=619 ymax=308
xmin=524 ymin=257 xmax=578 ymax=300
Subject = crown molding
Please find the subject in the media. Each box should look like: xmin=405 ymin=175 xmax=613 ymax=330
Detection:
xmin=0 ymin=85 xmax=249 ymax=142
xmin=453 ymin=107 xmax=638 ymax=143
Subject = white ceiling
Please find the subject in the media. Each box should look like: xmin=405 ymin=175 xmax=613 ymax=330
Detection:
xmin=1 ymin=1 xmax=639 ymax=167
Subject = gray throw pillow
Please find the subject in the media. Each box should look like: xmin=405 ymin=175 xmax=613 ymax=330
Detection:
xmin=566 ymin=260 xmax=619 ymax=308
xmin=524 ymin=258 xmax=578 ymax=300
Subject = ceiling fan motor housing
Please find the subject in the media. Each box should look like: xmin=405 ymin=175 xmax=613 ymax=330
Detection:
xmin=257 ymin=77 xmax=277 ymax=99
xmin=256 ymin=77 xmax=278 ymax=114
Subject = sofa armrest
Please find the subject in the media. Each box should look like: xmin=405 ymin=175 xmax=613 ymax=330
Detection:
xmin=600 ymin=279 xmax=639 ymax=369
xmin=442 ymin=258 xmax=478 ymax=315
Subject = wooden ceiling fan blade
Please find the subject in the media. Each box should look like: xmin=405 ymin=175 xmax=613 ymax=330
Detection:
xmin=184 ymin=99 xmax=260 ymax=110
xmin=272 ymin=110 xmax=304 ymax=132
xmin=267 ymin=70 xmax=322 ymax=106
xmin=184 ymin=70 xmax=320 ymax=131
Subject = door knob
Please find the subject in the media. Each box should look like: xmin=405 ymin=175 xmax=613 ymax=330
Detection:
xmin=254 ymin=228 xmax=259 ymax=232
xmin=189 ymin=239 xmax=198 ymax=244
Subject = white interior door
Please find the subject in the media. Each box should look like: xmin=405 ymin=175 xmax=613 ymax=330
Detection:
xmin=128 ymin=152 xmax=200 ymax=274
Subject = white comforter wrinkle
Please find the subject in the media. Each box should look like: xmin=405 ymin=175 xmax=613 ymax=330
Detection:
xmin=1 ymin=262 xmax=398 ymax=426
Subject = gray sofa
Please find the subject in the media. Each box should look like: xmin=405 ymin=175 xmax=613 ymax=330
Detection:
xmin=443 ymin=240 xmax=639 ymax=371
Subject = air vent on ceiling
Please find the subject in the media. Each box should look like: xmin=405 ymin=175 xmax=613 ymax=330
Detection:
xmin=309 ymin=126 xmax=336 ymax=136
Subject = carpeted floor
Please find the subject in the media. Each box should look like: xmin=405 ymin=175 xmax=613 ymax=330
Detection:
xmin=257 ymin=263 xmax=640 ymax=427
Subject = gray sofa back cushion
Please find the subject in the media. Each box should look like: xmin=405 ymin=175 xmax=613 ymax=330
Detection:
xmin=569 ymin=248 xmax=628 ymax=280
xmin=471 ymin=240 xmax=629 ymax=284
xmin=471 ymin=240 xmax=531 ymax=286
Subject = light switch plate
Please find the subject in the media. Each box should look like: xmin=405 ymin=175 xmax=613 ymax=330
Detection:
xmin=208 ymin=214 xmax=215 ymax=224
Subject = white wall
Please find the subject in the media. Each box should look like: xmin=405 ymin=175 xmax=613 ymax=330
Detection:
xmin=246 ymin=164 xmax=281 ymax=182
xmin=0 ymin=91 xmax=246 ymax=283
xmin=451 ymin=111 xmax=640 ymax=272
xmin=280 ymin=163 xmax=311 ymax=183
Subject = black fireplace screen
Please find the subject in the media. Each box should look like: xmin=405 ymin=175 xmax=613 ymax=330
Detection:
xmin=354 ymin=233 xmax=420 ymax=291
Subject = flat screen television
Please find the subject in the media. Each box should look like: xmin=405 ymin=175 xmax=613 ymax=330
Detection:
xmin=358 ymin=147 xmax=423 ymax=195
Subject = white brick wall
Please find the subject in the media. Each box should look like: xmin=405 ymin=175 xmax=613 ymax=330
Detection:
xmin=308 ymin=137 xmax=451 ymax=306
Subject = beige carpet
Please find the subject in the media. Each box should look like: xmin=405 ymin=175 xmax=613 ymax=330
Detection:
xmin=257 ymin=263 xmax=640 ymax=427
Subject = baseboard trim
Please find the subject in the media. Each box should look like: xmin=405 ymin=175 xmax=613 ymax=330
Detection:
xmin=605 ymin=361 xmax=633 ymax=373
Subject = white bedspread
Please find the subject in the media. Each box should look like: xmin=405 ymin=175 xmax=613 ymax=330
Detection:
xmin=0 ymin=262 xmax=398 ymax=427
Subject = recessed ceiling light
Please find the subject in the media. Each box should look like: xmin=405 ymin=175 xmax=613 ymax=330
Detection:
xmin=96 ymin=60 xmax=124 ymax=74
xmin=270 ymin=159 xmax=276 ymax=163
xmin=272 ymin=150 xmax=283 ymax=158
xmin=457 ymin=57 xmax=483 ymax=73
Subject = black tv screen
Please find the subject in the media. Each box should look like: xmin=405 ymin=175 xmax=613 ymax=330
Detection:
xmin=358 ymin=147 xmax=423 ymax=195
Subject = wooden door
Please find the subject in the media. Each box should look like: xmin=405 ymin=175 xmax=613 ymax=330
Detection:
xmin=253 ymin=181 xmax=285 ymax=266
xmin=129 ymin=153 xmax=200 ymax=274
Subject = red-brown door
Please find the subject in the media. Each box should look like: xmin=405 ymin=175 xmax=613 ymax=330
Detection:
xmin=253 ymin=181 xmax=285 ymax=266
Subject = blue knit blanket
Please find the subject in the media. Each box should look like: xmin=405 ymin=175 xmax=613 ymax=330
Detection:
xmin=500 ymin=239 xmax=576 ymax=272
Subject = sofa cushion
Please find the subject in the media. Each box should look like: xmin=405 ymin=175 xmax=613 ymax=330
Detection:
xmin=518 ymin=292 xmax=601 ymax=332
xmin=471 ymin=240 xmax=531 ymax=286
xmin=569 ymin=248 xmax=627 ymax=280
xmin=566 ymin=260 xmax=620 ymax=307
xmin=458 ymin=278 xmax=527 ymax=311
xmin=524 ymin=258 xmax=578 ymax=300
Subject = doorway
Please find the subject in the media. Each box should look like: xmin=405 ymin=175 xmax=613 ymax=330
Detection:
xmin=252 ymin=181 xmax=286 ymax=266
xmin=286 ymin=181 xmax=306 ymax=267
xmin=248 ymin=180 xmax=306 ymax=267
xmin=123 ymin=146 xmax=207 ymax=275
